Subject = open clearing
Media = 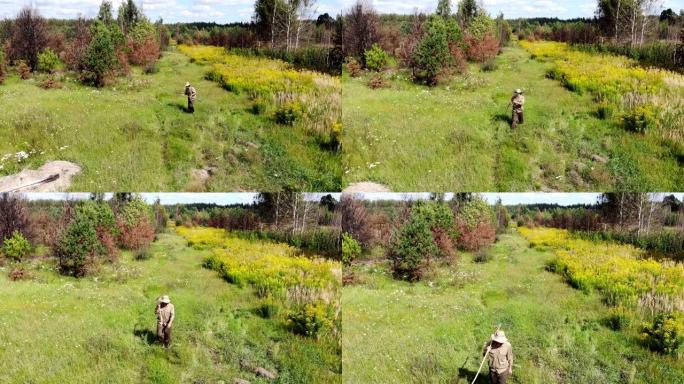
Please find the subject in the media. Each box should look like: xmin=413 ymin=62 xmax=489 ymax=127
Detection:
xmin=342 ymin=231 xmax=684 ymax=383
xmin=0 ymin=228 xmax=341 ymax=383
xmin=342 ymin=43 xmax=683 ymax=191
xmin=0 ymin=46 xmax=341 ymax=192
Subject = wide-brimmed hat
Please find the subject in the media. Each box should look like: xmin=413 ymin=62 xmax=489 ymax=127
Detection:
xmin=185 ymin=82 xmax=190 ymax=87
xmin=160 ymin=295 xmax=171 ymax=304
xmin=491 ymin=330 xmax=508 ymax=343
xmin=514 ymin=89 xmax=523 ymax=94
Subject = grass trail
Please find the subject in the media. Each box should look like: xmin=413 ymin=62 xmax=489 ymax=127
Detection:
xmin=342 ymin=232 xmax=684 ymax=383
xmin=0 ymin=47 xmax=340 ymax=191
xmin=342 ymin=44 xmax=682 ymax=191
xmin=0 ymin=230 xmax=340 ymax=383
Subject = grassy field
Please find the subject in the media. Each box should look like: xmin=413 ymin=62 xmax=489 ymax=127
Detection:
xmin=0 ymin=45 xmax=341 ymax=191
xmin=342 ymin=43 xmax=683 ymax=191
xmin=342 ymin=231 xmax=684 ymax=383
xmin=0 ymin=227 xmax=341 ymax=383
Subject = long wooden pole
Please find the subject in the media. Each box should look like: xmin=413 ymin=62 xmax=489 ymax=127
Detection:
xmin=471 ymin=324 xmax=501 ymax=384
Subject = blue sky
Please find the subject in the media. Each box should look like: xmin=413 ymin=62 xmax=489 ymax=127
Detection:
xmin=2 ymin=0 xmax=680 ymax=23
xmin=0 ymin=0 xmax=344 ymax=23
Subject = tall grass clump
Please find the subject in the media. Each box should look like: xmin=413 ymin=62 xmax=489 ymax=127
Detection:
xmin=178 ymin=45 xmax=341 ymax=149
xmin=176 ymin=226 xmax=341 ymax=339
xmin=520 ymin=40 xmax=684 ymax=157
xmin=520 ymin=226 xmax=684 ymax=355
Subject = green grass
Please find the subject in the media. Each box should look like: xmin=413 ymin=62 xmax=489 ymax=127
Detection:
xmin=0 ymin=46 xmax=341 ymax=191
xmin=342 ymin=43 xmax=683 ymax=191
xmin=0 ymin=230 xmax=341 ymax=383
xmin=342 ymin=231 xmax=684 ymax=383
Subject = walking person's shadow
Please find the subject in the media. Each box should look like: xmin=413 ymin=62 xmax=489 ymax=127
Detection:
xmin=492 ymin=112 xmax=512 ymax=125
xmin=166 ymin=102 xmax=189 ymax=113
xmin=133 ymin=323 xmax=157 ymax=346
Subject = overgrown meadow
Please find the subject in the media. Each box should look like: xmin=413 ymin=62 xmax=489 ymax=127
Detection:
xmin=342 ymin=42 xmax=683 ymax=191
xmin=343 ymin=228 xmax=684 ymax=383
xmin=0 ymin=43 xmax=341 ymax=191
xmin=0 ymin=224 xmax=341 ymax=383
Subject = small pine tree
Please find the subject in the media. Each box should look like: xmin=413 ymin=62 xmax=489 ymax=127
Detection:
xmin=413 ymin=16 xmax=451 ymax=85
xmin=84 ymin=21 xmax=116 ymax=86
xmin=389 ymin=213 xmax=439 ymax=281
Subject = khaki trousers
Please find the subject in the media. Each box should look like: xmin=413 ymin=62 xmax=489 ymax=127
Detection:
xmin=489 ymin=370 xmax=510 ymax=384
xmin=157 ymin=323 xmax=172 ymax=348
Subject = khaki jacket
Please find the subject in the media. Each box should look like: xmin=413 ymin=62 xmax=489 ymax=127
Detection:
xmin=483 ymin=341 xmax=513 ymax=374
xmin=156 ymin=303 xmax=175 ymax=327
xmin=511 ymin=94 xmax=524 ymax=112
xmin=185 ymin=86 xmax=197 ymax=102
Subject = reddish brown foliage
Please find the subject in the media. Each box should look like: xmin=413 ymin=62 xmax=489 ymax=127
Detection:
xmin=17 ymin=61 xmax=31 ymax=79
xmin=432 ymin=228 xmax=457 ymax=264
xmin=457 ymin=219 xmax=496 ymax=252
xmin=339 ymin=195 xmax=372 ymax=247
xmin=63 ymin=18 xmax=90 ymax=71
xmin=40 ymin=76 xmax=63 ymax=89
xmin=7 ymin=7 xmax=48 ymax=70
xmin=47 ymin=32 xmax=66 ymax=56
xmin=367 ymin=74 xmax=388 ymax=89
xmin=0 ymin=194 xmax=30 ymax=242
xmin=117 ymin=218 xmax=155 ymax=251
xmin=128 ymin=37 xmax=160 ymax=68
xmin=449 ymin=45 xmax=468 ymax=74
xmin=465 ymin=33 xmax=499 ymax=63
xmin=115 ymin=48 xmax=130 ymax=75
xmin=345 ymin=58 xmax=362 ymax=77
xmin=9 ymin=267 xmax=30 ymax=281
xmin=98 ymin=230 xmax=119 ymax=262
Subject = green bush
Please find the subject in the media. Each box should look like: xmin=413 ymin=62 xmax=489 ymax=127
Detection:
xmin=274 ymin=101 xmax=304 ymax=125
xmin=342 ymin=233 xmax=361 ymax=266
xmin=641 ymin=313 xmax=682 ymax=355
xmin=413 ymin=17 xmax=451 ymax=85
xmin=287 ymin=302 xmax=334 ymax=338
xmin=84 ymin=21 xmax=117 ymax=86
xmin=622 ymin=105 xmax=656 ymax=133
xmin=55 ymin=215 xmax=100 ymax=277
xmin=364 ymin=44 xmax=389 ymax=71
xmin=2 ymin=231 xmax=32 ymax=261
xmin=472 ymin=249 xmax=492 ymax=263
xmin=480 ymin=59 xmax=497 ymax=72
xmin=605 ymin=306 xmax=631 ymax=331
xmin=37 ymin=48 xmax=61 ymax=73
xmin=256 ymin=297 xmax=280 ymax=318
xmin=389 ymin=214 xmax=438 ymax=281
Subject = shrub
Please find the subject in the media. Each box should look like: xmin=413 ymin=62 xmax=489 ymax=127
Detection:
xmin=8 ymin=266 xmax=30 ymax=281
xmin=128 ymin=37 xmax=160 ymax=68
xmin=456 ymin=197 xmax=496 ymax=251
xmin=364 ymin=44 xmax=389 ymax=71
xmin=117 ymin=218 xmax=155 ymax=251
xmin=0 ymin=48 xmax=5 ymax=85
xmin=367 ymin=74 xmax=388 ymax=89
xmin=389 ymin=215 xmax=438 ymax=281
xmin=40 ymin=76 xmax=64 ymax=89
xmin=465 ymin=32 xmax=499 ymax=63
xmin=345 ymin=56 xmax=362 ymax=77
xmin=342 ymin=233 xmax=361 ymax=266
xmin=480 ymin=58 xmax=497 ymax=72
xmin=134 ymin=246 xmax=152 ymax=260
xmin=287 ymin=302 xmax=334 ymax=338
xmin=256 ymin=297 xmax=280 ymax=318
xmin=472 ymin=248 xmax=492 ymax=263
xmin=274 ymin=101 xmax=303 ymax=125
xmin=55 ymin=215 xmax=100 ymax=277
xmin=37 ymin=48 xmax=61 ymax=73
xmin=0 ymin=194 xmax=30 ymax=243
xmin=2 ymin=231 xmax=32 ymax=261
xmin=622 ymin=105 xmax=656 ymax=133
xmin=17 ymin=61 xmax=31 ymax=79
xmin=83 ymin=21 xmax=116 ymax=87
xmin=641 ymin=313 xmax=682 ymax=355
xmin=413 ymin=17 xmax=451 ymax=85
xmin=605 ymin=306 xmax=631 ymax=331
xmin=250 ymin=98 xmax=268 ymax=115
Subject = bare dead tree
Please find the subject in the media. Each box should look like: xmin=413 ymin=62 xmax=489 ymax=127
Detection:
xmin=8 ymin=6 xmax=48 ymax=70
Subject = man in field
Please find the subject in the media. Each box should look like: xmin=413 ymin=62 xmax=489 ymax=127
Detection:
xmin=184 ymin=82 xmax=197 ymax=113
xmin=510 ymin=89 xmax=525 ymax=129
xmin=155 ymin=295 xmax=175 ymax=348
xmin=482 ymin=330 xmax=513 ymax=384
